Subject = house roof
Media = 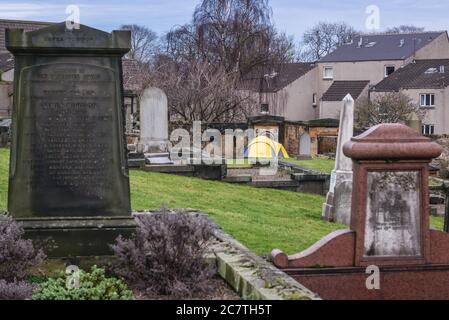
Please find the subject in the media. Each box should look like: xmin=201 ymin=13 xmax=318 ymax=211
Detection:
xmin=0 ymin=52 xmax=13 ymax=72
xmin=0 ymin=19 xmax=53 ymax=52
xmin=319 ymin=32 xmax=446 ymax=63
xmin=373 ymin=59 xmax=449 ymax=91
xmin=240 ymin=63 xmax=315 ymax=93
xmin=321 ymin=81 xmax=370 ymax=101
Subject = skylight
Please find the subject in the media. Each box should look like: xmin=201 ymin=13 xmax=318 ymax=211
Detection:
xmin=425 ymin=67 xmax=438 ymax=74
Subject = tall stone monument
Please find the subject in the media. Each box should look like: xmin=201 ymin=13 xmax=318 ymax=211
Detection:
xmin=322 ymin=94 xmax=354 ymax=224
xmin=138 ymin=87 xmax=171 ymax=164
xmin=6 ymin=23 xmax=135 ymax=257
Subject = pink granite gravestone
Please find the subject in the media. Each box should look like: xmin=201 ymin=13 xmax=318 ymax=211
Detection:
xmin=272 ymin=124 xmax=449 ymax=299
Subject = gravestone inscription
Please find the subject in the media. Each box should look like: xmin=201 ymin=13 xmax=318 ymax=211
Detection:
xmin=6 ymin=23 xmax=135 ymax=256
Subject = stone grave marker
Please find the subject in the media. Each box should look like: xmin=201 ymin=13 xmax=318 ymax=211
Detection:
xmin=272 ymin=124 xmax=449 ymax=299
xmin=322 ymin=94 xmax=354 ymax=224
xmin=299 ymin=132 xmax=311 ymax=159
xmin=6 ymin=22 xmax=135 ymax=257
xmin=138 ymin=87 xmax=171 ymax=164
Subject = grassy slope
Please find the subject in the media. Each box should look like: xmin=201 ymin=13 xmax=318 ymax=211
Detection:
xmin=283 ymin=158 xmax=335 ymax=174
xmin=130 ymin=169 xmax=343 ymax=255
xmin=0 ymin=148 xmax=444 ymax=255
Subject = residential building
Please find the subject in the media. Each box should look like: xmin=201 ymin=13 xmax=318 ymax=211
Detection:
xmin=372 ymin=59 xmax=449 ymax=135
xmin=240 ymin=62 xmax=318 ymax=121
xmin=317 ymin=31 xmax=449 ymax=119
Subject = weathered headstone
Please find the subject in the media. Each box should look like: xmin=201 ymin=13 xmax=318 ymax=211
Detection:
xmin=298 ymin=132 xmax=311 ymax=159
xmin=138 ymin=87 xmax=171 ymax=164
xmin=6 ymin=23 xmax=135 ymax=257
xmin=322 ymin=94 xmax=354 ymax=224
xmin=272 ymin=124 xmax=449 ymax=300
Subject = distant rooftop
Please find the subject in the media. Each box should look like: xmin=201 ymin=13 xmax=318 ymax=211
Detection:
xmin=240 ymin=63 xmax=315 ymax=93
xmin=373 ymin=59 xmax=449 ymax=91
xmin=0 ymin=19 xmax=53 ymax=52
xmin=319 ymin=32 xmax=446 ymax=63
xmin=321 ymin=80 xmax=370 ymax=101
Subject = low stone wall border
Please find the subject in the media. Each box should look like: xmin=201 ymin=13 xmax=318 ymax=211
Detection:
xmin=211 ymin=226 xmax=321 ymax=300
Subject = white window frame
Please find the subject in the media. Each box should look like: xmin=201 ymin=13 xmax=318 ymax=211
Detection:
xmin=323 ymin=66 xmax=333 ymax=80
xmin=312 ymin=93 xmax=317 ymax=105
xmin=422 ymin=124 xmax=435 ymax=135
xmin=420 ymin=93 xmax=435 ymax=107
xmin=385 ymin=65 xmax=395 ymax=77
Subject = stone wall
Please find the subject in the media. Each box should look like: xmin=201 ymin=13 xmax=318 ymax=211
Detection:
xmin=309 ymin=127 xmax=338 ymax=157
xmin=283 ymin=123 xmax=305 ymax=156
xmin=283 ymin=122 xmax=338 ymax=158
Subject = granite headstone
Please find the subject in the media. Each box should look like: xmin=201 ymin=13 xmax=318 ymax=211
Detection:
xmin=6 ymin=22 xmax=135 ymax=257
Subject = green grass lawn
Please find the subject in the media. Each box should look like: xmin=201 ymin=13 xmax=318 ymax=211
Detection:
xmin=283 ymin=157 xmax=335 ymax=174
xmin=0 ymin=148 xmax=445 ymax=256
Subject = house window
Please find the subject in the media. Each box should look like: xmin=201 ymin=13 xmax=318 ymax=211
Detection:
xmin=260 ymin=103 xmax=269 ymax=114
xmin=422 ymin=124 xmax=435 ymax=135
xmin=420 ymin=93 xmax=435 ymax=107
xmin=312 ymin=93 xmax=317 ymax=105
xmin=385 ymin=65 xmax=395 ymax=77
xmin=323 ymin=67 xmax=333 ymax=79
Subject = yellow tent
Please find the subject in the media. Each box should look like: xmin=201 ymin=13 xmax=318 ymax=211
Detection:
xmin=245 ymin=136 xmax=289 ymax=159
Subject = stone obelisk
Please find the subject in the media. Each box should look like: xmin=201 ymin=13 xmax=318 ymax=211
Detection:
xmin=322 ymin=94 xmax=354 ymax=225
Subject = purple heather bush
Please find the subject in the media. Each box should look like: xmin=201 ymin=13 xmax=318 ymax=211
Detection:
xmin=0 ymin=280 xmax=36 ymax=300
xmin=0 ymin=215 xmax=46 ymax=282
xmin=111 ymin=209 xmax=215 ymax=298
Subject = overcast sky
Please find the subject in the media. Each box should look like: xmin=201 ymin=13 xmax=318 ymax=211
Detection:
xmin=1 ymin=0 xmax=448 ymax=41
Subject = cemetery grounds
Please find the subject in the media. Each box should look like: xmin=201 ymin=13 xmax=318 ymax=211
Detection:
xmin=0 ymin=148 xmax=443 ymax=256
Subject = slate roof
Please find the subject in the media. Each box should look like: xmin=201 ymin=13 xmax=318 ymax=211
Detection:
xmin=321 ymin=81 xmax=370 ymax=101
xmin=0 ymin=52 xmax=13 ymax=72
xmin=240 ymin=63 xmax=316 ymax=92
xmin=373 ymin=59 xmax=449 ymax=91
xmin=0 ymin=19 xmax=52 ymax=52
xmin=320 ymin=32 xmax=446 ymax=63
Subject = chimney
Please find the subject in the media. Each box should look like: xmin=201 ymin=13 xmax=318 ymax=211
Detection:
xmin=357 ymin=37 xmax=363 ymax=48
xmin=399 ymin=39 xmax=405 ymax=47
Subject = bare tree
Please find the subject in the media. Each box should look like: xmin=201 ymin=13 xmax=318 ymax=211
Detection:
xmin=191 ymin=0 xmax=294 ymax=75
xmin=299 ymin=22 xmax=358 ymax=62
xmin=120 ymin=24 xmax=158 ymax=63
xmin=355 ymin=92 xmax=423 ymax=129
xmin=385 ymin=25 xmax=425 ymax=34
xmin=152 ymin=0 xmax=294 ymax=123
xmin=150 ymin=56 xmax=254 ymax=123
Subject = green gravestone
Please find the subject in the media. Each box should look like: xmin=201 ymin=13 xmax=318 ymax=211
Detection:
xmin=6 ymin=22 xmax=136 ymax=257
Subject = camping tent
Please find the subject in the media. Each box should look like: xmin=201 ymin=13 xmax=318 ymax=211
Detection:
xmin=244 ymin=136 xmax=289 ymax=159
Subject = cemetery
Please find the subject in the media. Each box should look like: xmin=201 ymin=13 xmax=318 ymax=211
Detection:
xmin=3 ymin=1 xmax=449 ymax=304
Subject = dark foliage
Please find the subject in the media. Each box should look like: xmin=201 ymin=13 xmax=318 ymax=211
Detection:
xmin=111 ymin=210 xmax=215 ymax=298
xmin=0 ymin=279 xmax=36 ymax=300
xmin=0 ymin=216 xmax=46 ymax=282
